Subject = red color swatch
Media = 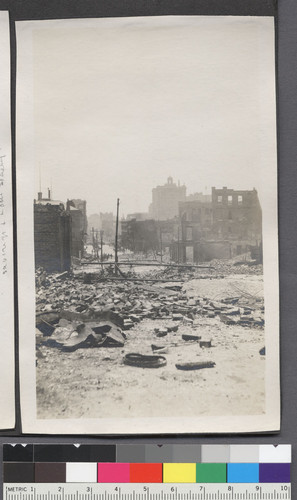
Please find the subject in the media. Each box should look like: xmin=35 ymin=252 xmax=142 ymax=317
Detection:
xmin=130 ymin=463 xmax=163 ymax=483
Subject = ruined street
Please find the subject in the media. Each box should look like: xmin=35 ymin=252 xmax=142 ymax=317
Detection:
xmin=35 ymin=257 xmax=265 ymax=420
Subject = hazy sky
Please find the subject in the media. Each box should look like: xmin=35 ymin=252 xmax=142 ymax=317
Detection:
xmin=32 ymin=16 xmax=276 ymax=217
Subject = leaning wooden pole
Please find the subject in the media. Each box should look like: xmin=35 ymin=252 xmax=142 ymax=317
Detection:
xmin=114 ymin=198 xmax=120 ymax=275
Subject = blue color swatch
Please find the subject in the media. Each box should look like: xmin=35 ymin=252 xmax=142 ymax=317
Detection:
xmin=227 ymin=463 xmax=259 ymax=483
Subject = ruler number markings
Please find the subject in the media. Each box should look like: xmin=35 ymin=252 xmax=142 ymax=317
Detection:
xmin=3 ymin=485 xmax=291 ymax=500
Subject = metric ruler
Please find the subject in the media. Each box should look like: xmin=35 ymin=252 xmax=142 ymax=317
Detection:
xmin=3 ymin=483 xmax=291 ymax=500
xmin=2 ymin=445 xmax=291 ymax=500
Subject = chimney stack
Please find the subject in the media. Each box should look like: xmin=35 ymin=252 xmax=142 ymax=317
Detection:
xmin=38 ymin=192 xmax=42 ymax=201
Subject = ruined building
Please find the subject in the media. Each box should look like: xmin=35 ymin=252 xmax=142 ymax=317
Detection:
xmin=185 ymin=192 xmax=212 ymax=203
xmin=121 ymin=219 xmax=159 ymax=253
xmin=211 ymin=187 xmax=262 ymax=245
xmin=34 ymin=191 xmax=71 ymax=272
xmin=126 ymin=212 xmax=149 ymax=221
xmin=149 ymin=177 xmax=186 ymax=220
xmin=176 ymin=200 xmax=213 ymax=262
xmin=66 ymin=200 xmax=87 ymax=259
xmin=171 ymin=187 xmax=262 ymax=263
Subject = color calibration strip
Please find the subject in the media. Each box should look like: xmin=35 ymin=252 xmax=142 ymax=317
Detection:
xmin=2 ymin=445 xmax=291 ymax=484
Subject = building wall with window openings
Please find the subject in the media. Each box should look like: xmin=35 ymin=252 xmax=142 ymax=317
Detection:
xmin=211 ymin=186 xmax=262 ymax=245
xmin=172 ymin=187 xmax=262 ymax=263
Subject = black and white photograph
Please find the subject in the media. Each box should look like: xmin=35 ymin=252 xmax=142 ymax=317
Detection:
xmin=16 ymin=15 xmax=279 ymax=434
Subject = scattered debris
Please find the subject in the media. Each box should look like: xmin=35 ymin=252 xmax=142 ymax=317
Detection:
xmin=151 ymin=345 xmax=168 ymax=354
xmin=182 ymin=334 xmax=200 ymax=342
xmin=175 ymin=361 xmax=216 ymax=371
xmin=199 ymin=339 xmax=212 ymax=348
xmin=36 ymin=320 xmax=55 ymax=337
xmin=55 ymin=271 xmax=70 ymax=280
xmin=35 ymin=258 xmax=264 ymax=335
xmin=156 ymin=328 xmax=168 ymax=337
xmin=123 ymin=353 xmax=167 ymax=368
xmin=35 ymin=255 xmax=265 ymax=419
xmin=36 ymin=311 xmax=125 ymax=352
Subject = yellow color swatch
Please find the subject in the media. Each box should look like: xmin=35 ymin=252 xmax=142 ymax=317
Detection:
xmin=163 ymin=463 xmax=196 ymax=483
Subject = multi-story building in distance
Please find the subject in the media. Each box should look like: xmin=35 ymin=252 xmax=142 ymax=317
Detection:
xmin=211 ymin=187 xmax=262 ymax=246
xmin=69 ymin=199 xmax=88 ymax=238
xmin=149 ymin=177 xmax=186 ymax=220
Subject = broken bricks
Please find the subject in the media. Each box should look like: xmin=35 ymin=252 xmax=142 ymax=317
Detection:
xmin=122 ymin=319 xmax=134 ymax=330
xmin=37 ymin=274 xmax=264 ymax=333
xmin=172 ymin=313 xmax=183 ymax=321
xmin=175 ymin=360 xmax=215 ymax=371
xmin=156 ymin=328 xmax=168 ymax=337
xmin=199 ymin=338 xmax=212 ymax=348
xmin=182 ymin=333 xmax=201 ymax=342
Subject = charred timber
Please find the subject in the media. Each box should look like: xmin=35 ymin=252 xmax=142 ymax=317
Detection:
xmin=80 ymin=261 xmax=214 ymax=269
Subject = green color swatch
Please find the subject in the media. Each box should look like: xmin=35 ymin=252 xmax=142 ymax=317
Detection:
xmin=196 ymin=463 xmax=227 ymax=483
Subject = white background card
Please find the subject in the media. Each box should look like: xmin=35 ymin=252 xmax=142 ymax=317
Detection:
xmin=0 ymin=10 xmax=15 ymax=429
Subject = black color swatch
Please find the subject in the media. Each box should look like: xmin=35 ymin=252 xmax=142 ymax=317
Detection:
xmin=3 ymin=445 xmax=34 ymax=462
xmin=3 ymin=463 xmax=35 ymax=483
xmin=34 ymin=444 xmax=116 ymax=462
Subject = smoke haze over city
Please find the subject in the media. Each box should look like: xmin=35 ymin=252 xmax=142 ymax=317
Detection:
xmin=33 ymin=17 xmax=275 ymax=216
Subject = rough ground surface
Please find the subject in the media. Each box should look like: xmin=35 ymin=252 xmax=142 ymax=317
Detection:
xmin=36 ymin=260 xmax=265 ymax=420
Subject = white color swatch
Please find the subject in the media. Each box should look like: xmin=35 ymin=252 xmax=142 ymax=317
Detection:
xmin=66 ymin=463 xmax=97 ymax=483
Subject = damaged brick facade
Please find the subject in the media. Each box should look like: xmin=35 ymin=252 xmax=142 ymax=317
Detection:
xmin=178 ymin=200 xmax=213 ymax=263
xmin=211 ymin=187 xmax=262 ymax=245
xmin=34 ymin=202 xmax=71 ymax=272
xmin=172 ymin=187 xmax=262 ymax=263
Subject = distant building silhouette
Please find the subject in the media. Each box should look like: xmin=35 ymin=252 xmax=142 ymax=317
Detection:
xmin=149 ymin=177 xmax=186 ymax=220
xmin=88 ymin=212 xmax=115 ymax=242
xmin=66 ymin=199 xmax=87 ymax=259
xmin=68 ymin=199 xmax=88 ymax=237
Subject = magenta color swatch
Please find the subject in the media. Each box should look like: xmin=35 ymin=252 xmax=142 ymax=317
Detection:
xmin=98 ymin=463 xmax=130 ymax=483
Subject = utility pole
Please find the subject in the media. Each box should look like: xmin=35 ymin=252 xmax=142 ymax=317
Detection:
xmin=92 ymin=227 xmax=95 ymax=257
xmin=114 ymin=198 xmax=120 ymax=275
xmin=160 ymin=228 xmax=163 ymax=263
xmin=177 ymin=225 xmax=180 ymax=264
xmin=100 ymin=230 xmax=104 ymax=262
xmin=95 ymin=230 xmax=99 ymax=259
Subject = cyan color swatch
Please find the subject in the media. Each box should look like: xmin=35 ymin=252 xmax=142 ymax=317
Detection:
xmin=227 ymin=463 xmax=259 ymax=483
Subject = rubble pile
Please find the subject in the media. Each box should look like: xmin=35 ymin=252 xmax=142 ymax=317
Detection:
xmin=35 ymin=259 xmax=266 ymax=419
xmin=79 ymin=265 xmax=138 ymax=281
xmin=35 ymin=267 xmax=50 ymax=288
xmin=210 ymin=258 xmax=263 ymax=276
xmin=35 ymin=267 xmax=264 ymax=338
xmin=149 ymin=265 xmax=220 ymax=282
